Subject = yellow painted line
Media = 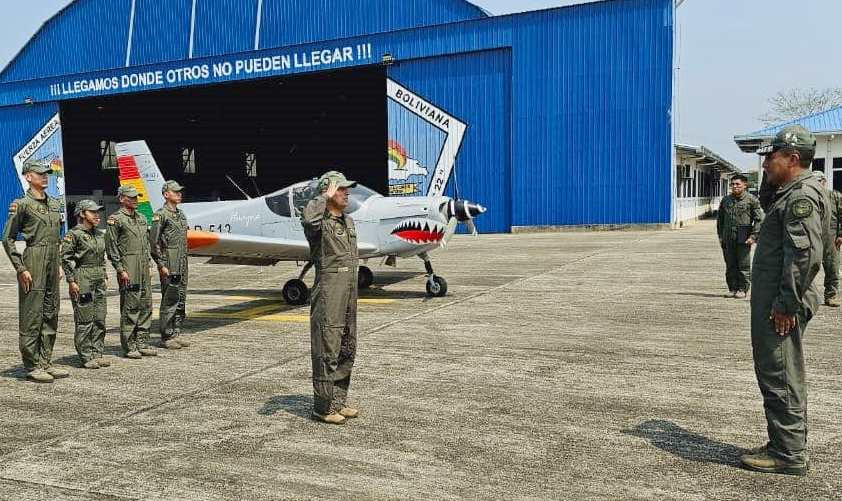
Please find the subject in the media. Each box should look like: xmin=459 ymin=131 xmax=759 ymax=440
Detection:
xmin=190 ymin=311 xmax=309 ymax=323
xmin=358 ymin=298 xmax=396 ymax=304
xmin=218 ymin=295 xmax=395 ymax=305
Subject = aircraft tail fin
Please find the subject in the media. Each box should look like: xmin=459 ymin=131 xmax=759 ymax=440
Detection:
xmin=114 ymin=141 xmax=166 ymax=224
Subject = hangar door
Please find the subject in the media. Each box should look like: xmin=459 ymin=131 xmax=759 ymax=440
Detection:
xmin=387 ymin=50 xmax=512 ymax=233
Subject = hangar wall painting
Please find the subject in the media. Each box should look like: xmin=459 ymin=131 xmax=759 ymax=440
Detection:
xmin=12 ymin=112 xmax=67 ymax=230
xmin=386 ymin=78 xmax=466 ymax=198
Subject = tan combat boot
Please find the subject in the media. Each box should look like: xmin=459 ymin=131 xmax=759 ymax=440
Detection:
xmin=162 ymin=339 xmax=181 ymax=350
xmin=27 ymin=368 xmax=54 ymax=383
xmin=96 ymin=357 xmax=111 ymax=367
xmin=82 ymin=360 xmax=100 ymax=369
xmin=125 ymin=351 xmax=142 ymax=359
xmin=174 ymin=338 xmax=190 ymax=348
xmin=825 ymin=296 xmax=841 ymax=307
xmin=311 ymin=412 xmax=346 ymax=425
xmin=338 ymin=407 xmax=359 ymax=419
xmin=138 ymin=348 xmax=158 ymax=357
xmin=45 ymin=366 xmax=70 ymax=378
xmin=740 ymin=449 xmax=808 ymax=476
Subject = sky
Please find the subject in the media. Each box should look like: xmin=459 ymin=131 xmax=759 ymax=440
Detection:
xmin=2 ymin=0 xmax=840 ymax=171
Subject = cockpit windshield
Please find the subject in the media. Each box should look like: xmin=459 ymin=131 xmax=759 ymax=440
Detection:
xmin=291 ymin=181 xmax=379 ymax=216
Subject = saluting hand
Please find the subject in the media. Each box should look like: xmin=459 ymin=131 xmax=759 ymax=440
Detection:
xmin=18 ymin=271 xmax=32 ymax=294
xmin=770 ymin=309 xmax=797 ymax=337
xmin=324 ymin=180 xmax=339 ymax=198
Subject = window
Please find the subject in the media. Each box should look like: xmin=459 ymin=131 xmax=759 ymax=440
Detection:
xmin=264 ymin=188 xmax=291 ymax=217
xmin=812 ymin=158 xmax=825 ymax=172
xmin=245 ymin=152 xmax=257 ymax=178
xmin=182 ymin=147 xmax=196 ymax=174
xmin=677 ymin=165 xmax=693 ymax=199
xmin=834 ymin=158 xmax=842 ymax=192
xmin=100 ymin=140 xmax=117 ymax=170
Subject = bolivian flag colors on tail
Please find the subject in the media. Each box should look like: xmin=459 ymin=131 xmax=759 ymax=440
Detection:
xmin=117 ymin=155 xmax=154 ymax=224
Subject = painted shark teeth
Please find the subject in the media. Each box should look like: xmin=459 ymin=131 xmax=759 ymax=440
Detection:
xmin=391 ymin=219 xmax=446 ymax=245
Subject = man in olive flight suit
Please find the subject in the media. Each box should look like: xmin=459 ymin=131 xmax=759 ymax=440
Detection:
xmin=2 ymin=160 xmax=70 ymax=383
xmin=149 ymin=180 xmax=191 ymax=350
xmin=62 ymin=199 xmax=110 ymax=369
xmin=301 ymin=171 xmax=360 ymax=425
xmin=717 ymin=174 xmax=764 ymax=298
xmin=106 ymin=185 xmax=157 ymax=359
xmin=740 ymin=125 xmax=828 ymax=476
xmin=811 ymin=170 xmax=842 ymax=307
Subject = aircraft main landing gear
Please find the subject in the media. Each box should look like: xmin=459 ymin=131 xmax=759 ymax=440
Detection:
xmin=420 ymin=252 xmax=448 ymax=298
xmin=358 ymin=265 xmax=373 ymax=290
xmin=282 ymin=279 xmax=309 ymax=305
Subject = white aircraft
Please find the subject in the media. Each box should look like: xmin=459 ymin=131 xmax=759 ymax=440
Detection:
xmin=114 ymin=141 xmax=486 ymax=305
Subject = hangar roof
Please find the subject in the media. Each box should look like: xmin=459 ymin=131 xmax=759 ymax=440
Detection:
xmin=734 ymin=105 xmax=842 ymax=153
xmin=1 ymin=0 xmax=489 ymax=84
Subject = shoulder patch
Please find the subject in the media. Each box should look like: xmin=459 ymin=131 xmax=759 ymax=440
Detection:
xmin=63 ymin=234 xmax=74 ymax=243
xmin=790 ymin=199 xmax=813 ymax=219
xmin=107 ymin=217 xmax=117 ymax=225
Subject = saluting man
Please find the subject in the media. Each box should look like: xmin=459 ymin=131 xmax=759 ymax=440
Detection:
xmin=2 ymin=160 xmax=69 ymax=383
xmin=62 ymin=199 xmax=110 ymax=369
xmin=301 ymin=171 xmax=360 ymax=425
xmin=106 ymin=185 xmax=157 ymax=359
xmin=149 ymin=180 xmax=191 ymax=350
xmin=740 ymin=125 xmax=828 ymax=476
xmin=716 ymin=174 xmax=764 ymax=298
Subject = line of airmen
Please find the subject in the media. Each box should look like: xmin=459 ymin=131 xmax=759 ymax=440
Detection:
xmin=2 ymin=163 xmax=191 ymax=383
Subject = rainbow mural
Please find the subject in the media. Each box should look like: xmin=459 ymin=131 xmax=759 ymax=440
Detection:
xmin=117 ymin=155 xmax=154 ymax=224
xmin=388 ymin=140 xmax=407 ymax=169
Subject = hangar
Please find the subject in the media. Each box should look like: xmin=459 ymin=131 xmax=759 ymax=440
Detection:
xmin=0 ymin=0 xmax=675 ymax=233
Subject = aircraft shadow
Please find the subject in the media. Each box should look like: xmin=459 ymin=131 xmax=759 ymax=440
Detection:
xmin=258 ymin=394 xmax=313 ymax=419
xmin=622 ymin=419 xmax=746 ymax=468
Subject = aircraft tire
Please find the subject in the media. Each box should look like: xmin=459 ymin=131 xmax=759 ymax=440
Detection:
xmin=283 ymin=279 xmax=310 ymax=306
xmin=425 ymin=276 xmax=448 ymax=298
xmin=358 ymin=266 xmax=374 ymax=290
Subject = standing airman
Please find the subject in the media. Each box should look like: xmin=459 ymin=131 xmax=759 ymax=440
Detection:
xmin=811 ymin=170 xmax=842 ymax=307
xmin=716 ymin=174 xmax=764 ymax=298
xmin=301 ymin=171 xmax=360 ymax=425
xmin=106 ymin=185 xmax=156 ymax=359
xmin=1 ymin=160 xmax=69 ymax=383
xmin=149 ymin=180 xmax=191 ymax=349
xmin=62 ymin=199 xmax=110 ymax=369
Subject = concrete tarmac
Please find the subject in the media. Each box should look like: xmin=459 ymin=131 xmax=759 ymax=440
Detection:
xmin=0 ymin=220 xmax=840 ymax=500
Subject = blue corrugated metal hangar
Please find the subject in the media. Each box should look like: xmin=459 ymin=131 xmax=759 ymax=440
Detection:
xmin=0 ymin=0 xmax=675 ymax=233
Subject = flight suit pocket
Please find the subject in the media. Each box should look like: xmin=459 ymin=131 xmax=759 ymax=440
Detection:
xmin=786 ymin=222 xmax=810 ymax=250
xmin=123 ymin=288 xmax=141 ymax=312
xmin=75 ymin=297 xmax=96 ymax=324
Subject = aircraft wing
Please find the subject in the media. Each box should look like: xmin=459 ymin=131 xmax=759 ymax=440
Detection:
xmin=187 ymin=230 xmax=378 ymax=262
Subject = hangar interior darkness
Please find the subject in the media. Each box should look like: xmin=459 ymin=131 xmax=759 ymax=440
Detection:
xmin=60 ymin=66 xmax=388 ymax=202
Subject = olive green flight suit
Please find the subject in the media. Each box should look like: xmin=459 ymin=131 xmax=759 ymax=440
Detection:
xmin=717 ymin=193 xmax=764 ymax=293
xmin=149 ymin=206 xmax=189 ymax=340
xmin=821 ymin=189 xmax=842 ymax=300
xmin=61 ymin=224 xmax=107 ymax=364
xmin=301 ymin=194 xmax=359 ymax=415
xmin=750 ymin=170 xmax=828 ymax=465
xmin=1 ymin=190 xmax=63 ymax=372
xmin=105 ymin=209 xmax=153 ymax=355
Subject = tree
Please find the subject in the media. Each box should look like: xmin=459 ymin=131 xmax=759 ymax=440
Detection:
xmin=759 ymin=87 xmax=842 ymax=126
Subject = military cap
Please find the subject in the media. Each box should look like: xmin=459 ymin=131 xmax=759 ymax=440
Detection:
xmin=812 ymin=170 xmax=827 ymax=181
xmin=21 ymin=160 xmax=53 ymax=175
xmin=117 ymin=185 xmax=139 ymax=197
xmin=317 ymin=170 xmax=357 ymax=192
xmin=757 ymin=125 xmax=816 ymax=156
xmin=162 ymin=180 xmax=184 ymax=193
xmin=73 ymin=199 xmax=104 ymax=215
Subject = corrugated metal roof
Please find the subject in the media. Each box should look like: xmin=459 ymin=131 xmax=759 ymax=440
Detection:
xmin=0 ymin=0 xmax=489 ymax=83
xmin=735 ymin=105 xmax=842 ymax=140
xmin=675 ymin=144 xmax=740 ymax=174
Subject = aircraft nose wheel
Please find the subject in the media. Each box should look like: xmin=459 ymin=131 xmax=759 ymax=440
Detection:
xmin=358 ymin=266 xmax=374 ymax=290
xmin=426 ymin=275 xmax=448 ymax=297
xmin=282 ymin=279 xmax=310 ymax=305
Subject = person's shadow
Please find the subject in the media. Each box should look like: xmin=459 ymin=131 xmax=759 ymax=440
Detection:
xmin=622 ymin=420 xmax=747 ymax=467
xmin=259 ymin=395 xmax=312 ymax=419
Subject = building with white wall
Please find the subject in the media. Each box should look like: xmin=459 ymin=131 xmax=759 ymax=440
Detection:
xmin=674 ymin=144 xmax=740 ymax=226
xmin=734 ymin=105 xmax=842 ymax=192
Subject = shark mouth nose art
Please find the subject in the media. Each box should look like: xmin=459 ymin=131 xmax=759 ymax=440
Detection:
xmin=391 ymin=219 xmax=446 ymax=244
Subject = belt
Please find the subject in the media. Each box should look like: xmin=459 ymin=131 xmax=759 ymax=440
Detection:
xmin=27 ymin=241 xmax=60 ymax=248
xmin=321 ymin=266 xmax=351 ymax=273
